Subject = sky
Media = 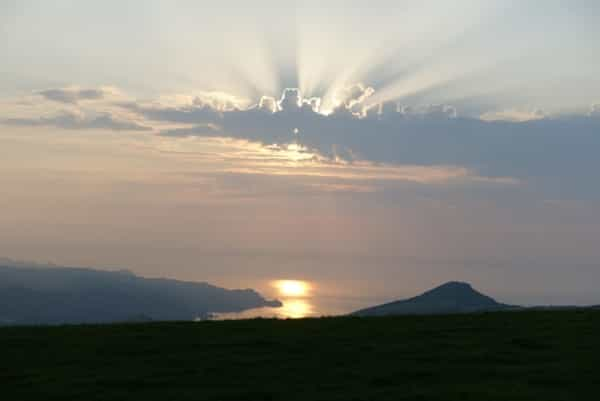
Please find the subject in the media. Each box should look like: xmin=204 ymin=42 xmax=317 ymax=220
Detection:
xmin=1 ymin=1 xmax=600 ymax=315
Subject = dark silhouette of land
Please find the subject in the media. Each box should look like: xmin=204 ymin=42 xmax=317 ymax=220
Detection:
xmin=353 ymin=281 xmax=515 ymax=316
xmin=1 ymin=310 xmax=599 ymax=400
xmin=3 ymin=262 xmax=600 ymax=399
xmin=0 ymin=262 xmax=280 ymax=325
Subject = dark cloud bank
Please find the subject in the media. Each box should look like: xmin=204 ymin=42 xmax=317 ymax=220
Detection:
xmin=4 ymin=86 xmax=599 ymax=196
xmin=123 ymin=89 xmax=600 ymax=194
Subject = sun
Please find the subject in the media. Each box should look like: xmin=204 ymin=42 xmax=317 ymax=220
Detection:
xmin=273 ymin=280 xmax=310 ymax=297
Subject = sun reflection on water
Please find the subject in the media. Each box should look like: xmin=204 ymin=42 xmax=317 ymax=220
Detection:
xmin=213 ymin=279 xmax=316 ymax=319
xmin=277 ymin=299 xmax=313 ymax=319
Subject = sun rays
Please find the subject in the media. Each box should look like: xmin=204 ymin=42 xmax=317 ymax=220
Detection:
xmin=226 ymin=1 xmax=512 ymax=115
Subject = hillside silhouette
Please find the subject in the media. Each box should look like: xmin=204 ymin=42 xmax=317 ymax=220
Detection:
xmin=0 ymin=262 xmax=280 ymax=325
xmin=353 ymin=281 xmax=514 ymax=316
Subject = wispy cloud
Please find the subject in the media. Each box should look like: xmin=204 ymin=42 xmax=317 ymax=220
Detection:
xmin=4 ymin=111 xmax=151 ymax=131
xmin=37 ymin=87 xmax=107 ymax=104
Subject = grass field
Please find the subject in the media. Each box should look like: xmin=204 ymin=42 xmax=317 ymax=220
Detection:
xmin=1 ymin=310 xmax=599 ymax=400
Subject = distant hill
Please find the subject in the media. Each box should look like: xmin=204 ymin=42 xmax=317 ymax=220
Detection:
xmin=0 ymin=262 xmax=281 ymax=325
xmin=352 ymin=281 xmax=515 ymax=316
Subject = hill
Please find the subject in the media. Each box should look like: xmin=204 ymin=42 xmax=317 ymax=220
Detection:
xmin=1 ymin=310 xmax=599 ymax=400
xmin=0 ymin=262 xmax=280 ymax=325
xmin=353 ymin=281 xmax=514 ymax=316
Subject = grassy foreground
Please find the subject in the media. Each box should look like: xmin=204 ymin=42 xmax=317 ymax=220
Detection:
xmin=1 ymin=310 xmax=599 ymax=401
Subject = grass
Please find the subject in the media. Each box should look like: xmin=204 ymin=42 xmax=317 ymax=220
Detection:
xmin=1 ymin=310 xmax=599 ymax=400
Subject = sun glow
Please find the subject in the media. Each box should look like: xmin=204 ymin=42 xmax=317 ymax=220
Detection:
xmin=271 ymin=280 xmax=314 ymax=318
xmin=273 ymin=279 xmax=311 ymax=297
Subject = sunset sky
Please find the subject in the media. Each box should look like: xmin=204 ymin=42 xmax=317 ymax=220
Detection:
xmin=2 ymin=1 xmax=600 ymax=315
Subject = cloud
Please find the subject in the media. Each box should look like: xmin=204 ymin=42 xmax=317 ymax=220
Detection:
xmin=420 ymin=104 xmax=457 ymax=118
xmin=304 ymin=183 xmax=376 ymax=193
xmin=390 ymin=104 xmax=458 ymax=119
xmin=334 ymin=83 xmax=375 ymax=114
xmin=5 ymin=85 xmax=600 ymax=195
xmin=226 ymin=161 xmax=507 ymax=185
xmin=37 ymin=87 xmax=108 ymax=104
xmin=258 ymin=96 xmax=278 ymax=113
xmin=114 ymin=87 xmax=600 ymax=195
xmin=146 ymin=135 xmax=506 ymax=185
xmin=3 ymin=110 xmax=151 ymax=131
xmin=190 ymin=92 xmax=249 ymax=111
xmin=119 ymin=101 xmax=222 ymax=125
xmin=480 ymin=108 xmax=545 ymax=122
xmin=160 ymin=124 xmax=221 ymax=137
xmin=278 ymin=88 xmax=302 ymax=111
